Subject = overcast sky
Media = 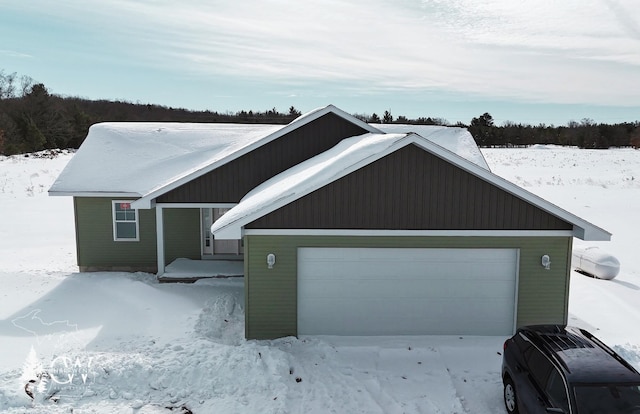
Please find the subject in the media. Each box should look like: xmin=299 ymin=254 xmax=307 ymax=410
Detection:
xmin=2 ymin=0 xmax=639 ymax=125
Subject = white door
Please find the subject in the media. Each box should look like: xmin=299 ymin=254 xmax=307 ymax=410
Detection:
xmin=297 ymin=248 xmax=518 ymax=336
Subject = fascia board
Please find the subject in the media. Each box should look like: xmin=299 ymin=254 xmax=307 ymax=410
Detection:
xmin=214 ymin=226 xmax=243 ymax=240
xmin=244 ymin=229 xmax=575 ymax=237
xmin=326 ymin=104 xmax=382 ymax=133
xmin=48 ymin=191 xmax=141 ymax=198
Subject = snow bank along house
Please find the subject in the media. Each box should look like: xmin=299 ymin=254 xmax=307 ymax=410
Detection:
xmin=49 ymin=105 xmax=611 ymax=339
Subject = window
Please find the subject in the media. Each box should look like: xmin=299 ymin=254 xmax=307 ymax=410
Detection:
xmin=546 ymin=370 xmax=570 ymax=413
xmin=574 ymin=384 xmax=640 ymax=414
xmin=113 ymin=201 xmax=139 ymax=241
xmin=524 ymin=347 xmax=553 ymax=388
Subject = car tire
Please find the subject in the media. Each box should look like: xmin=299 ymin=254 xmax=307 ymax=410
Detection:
xmin=504 ymin=377 xmax=519 ymax=413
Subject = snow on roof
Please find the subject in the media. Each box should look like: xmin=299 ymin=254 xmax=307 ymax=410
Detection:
xmin=211 ymin=131 xmax=611 ymax=241
xmin=49 ymin=122 xmax=282 ymax=196
xmin=48 ymin=105 xmax=487 ymax=200
xmin=211 ymin=132 xmax=410 ymax=238
xmin=373 ymin=124 xmax=489 ymax=170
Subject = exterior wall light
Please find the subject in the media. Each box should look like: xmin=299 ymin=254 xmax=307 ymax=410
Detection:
xmin=267 ymin=253 xmax=276 ymax=269
xmin=541 ymin=255 xmax=551 ymax=270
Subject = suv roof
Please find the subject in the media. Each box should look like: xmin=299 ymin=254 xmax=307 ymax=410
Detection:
xmin=518 ymin=325 xmax=640 ymax=384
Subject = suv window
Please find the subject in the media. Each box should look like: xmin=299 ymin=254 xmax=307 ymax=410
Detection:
xmin=524 ymin=347 xmax=552 ymax=388
xmin=574 ymin=384 xmax=640 ymax=414
xmin=546 ymin=369 xmax=570 ymax=412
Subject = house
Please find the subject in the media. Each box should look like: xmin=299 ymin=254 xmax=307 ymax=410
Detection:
xmin=49 ymin=105 xmax=611 ymax=339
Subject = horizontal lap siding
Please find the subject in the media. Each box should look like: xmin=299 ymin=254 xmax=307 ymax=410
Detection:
xmin=245 ymin=235 xmax=571 ymax=339
xmin=245 ymin=236 xmax=298 ymax=339
xmin=517 ymin=236 xmax=572 ymax=325
xmin=247 ymin=145 xmax=573 ymax=231
xmin=157 ymin=113 xmax=368 ymax=203
xmin=74 ymin=197 xmax=157 ymax=271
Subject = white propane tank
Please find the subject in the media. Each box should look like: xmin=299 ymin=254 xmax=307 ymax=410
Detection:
xmin=572 ymin=246 xmax=620 ymax=280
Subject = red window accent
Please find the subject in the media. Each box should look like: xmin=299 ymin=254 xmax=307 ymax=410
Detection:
xmin=120 ymin=203 xmax=131 ymax=209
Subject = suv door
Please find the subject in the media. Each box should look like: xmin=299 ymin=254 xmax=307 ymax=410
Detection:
xmin=518 ymin=345 xmax=553 ymax=413
xmin=545 ymin=369 xmax=570 ymax=413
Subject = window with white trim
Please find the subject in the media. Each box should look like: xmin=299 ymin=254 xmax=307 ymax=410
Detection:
xmin=112 ymin=200 xmax=139 ymax=241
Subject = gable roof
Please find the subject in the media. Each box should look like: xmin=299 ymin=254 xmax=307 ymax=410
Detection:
xmin=48 ymin=122 xmax=281 ymax=197
xmin=210 ymin=132 xmax=611 ymax=241
xmin=48 ymin=105 xmax=489 ymax=207
xmin=48 ymin=105 xmax=381 ymax=204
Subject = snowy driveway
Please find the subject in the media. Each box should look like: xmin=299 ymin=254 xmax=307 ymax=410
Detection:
xmin=0 ymin=270 xmax=508 ymax=413
xmin=301 ymin=335 xmax=506 ymax=414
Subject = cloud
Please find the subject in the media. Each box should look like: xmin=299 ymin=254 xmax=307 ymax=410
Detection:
xmin=602 ymin=0 xmax=640 ymax=40
xmin=0 ymin=49 xmax=33 ymax=59
xmin=9 ymin=0 xmax=640 ymax=106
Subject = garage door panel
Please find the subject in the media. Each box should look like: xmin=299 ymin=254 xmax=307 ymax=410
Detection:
xmin=300 ymin=279 xmax=513 ymax=300
xmin=299 ymin=298 xmax=516 ymax=336
xmin=300 ymin=267 xmax=513 ymax=282
xmin=298 ymin=247 xmax=518 ymax=336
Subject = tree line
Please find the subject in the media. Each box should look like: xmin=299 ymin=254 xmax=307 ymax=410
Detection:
xmin=0 ymin=70 xmax=303 ymax=155
xmin=466 ymin=112 xmax=640 ymax=149
xmin=363 ymin=110 xmax=640 ymax=149
xmin=1 ymin=70 xmax=639 ymax=155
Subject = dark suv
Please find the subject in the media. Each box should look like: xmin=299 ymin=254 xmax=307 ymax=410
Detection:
xmin=502 ymin=325 xmax=640 ymax=414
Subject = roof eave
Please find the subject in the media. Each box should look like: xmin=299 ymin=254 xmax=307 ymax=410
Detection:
xmin=212 ymin=225 xmax=243 ymax=240
xmin=48 ymin=190 xmax=141 ymax=198
xmin=573 ymin=226 xmax=612 ymax=241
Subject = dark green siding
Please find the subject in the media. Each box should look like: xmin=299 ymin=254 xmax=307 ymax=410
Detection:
xmin=74 ymin=197 xmax=157 ymax=271
xmin=245 ymin=235 xmax=572 ymax=339
xmin=163 ymin=208 xmax=201 ymax=264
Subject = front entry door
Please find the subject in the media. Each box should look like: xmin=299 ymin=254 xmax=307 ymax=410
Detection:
xmin=201 ymin=208 xmax=241 ymax=257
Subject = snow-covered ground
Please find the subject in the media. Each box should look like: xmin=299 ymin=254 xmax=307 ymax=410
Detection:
xmin=0 ymin=146 xmax=639 ymax=413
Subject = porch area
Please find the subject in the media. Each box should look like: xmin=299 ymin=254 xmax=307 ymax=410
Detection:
xmin=158 ymin=258 xmax=244 ymax=283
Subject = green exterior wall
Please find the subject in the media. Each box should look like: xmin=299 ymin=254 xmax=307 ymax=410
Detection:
xmin=74 ymin=197 xmax=157 ymax=271
xmin=74 ymin=198 xmax=201 ymax=271
xmin=163 ymin=208 xmax=201 ymax=264
xmin=244 ymin=235 xmax=573 ymax=340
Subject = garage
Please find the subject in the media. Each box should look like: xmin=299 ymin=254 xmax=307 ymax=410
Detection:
xmin=297 ymin=247 xmax=519 ymax=336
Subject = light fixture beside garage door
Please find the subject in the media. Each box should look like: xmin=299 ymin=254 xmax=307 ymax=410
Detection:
xmin=541 ymin=255 xmax=551 ymax=270
xmin=267 ymin=253 xmax=276 ymax=269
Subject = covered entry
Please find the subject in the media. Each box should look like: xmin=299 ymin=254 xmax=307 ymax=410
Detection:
xmin=297 ymin=247 xmax=519 ymax=336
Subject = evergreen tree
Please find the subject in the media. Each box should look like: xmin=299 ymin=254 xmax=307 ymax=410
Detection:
xmin=288 ymin=106 xmax=301 ymax=117
xmin=469 ymin=113 xmax=496 ymax=146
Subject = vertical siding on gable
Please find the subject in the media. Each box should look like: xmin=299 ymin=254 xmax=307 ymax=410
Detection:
xmin=247 ymin=145 xmax=573 ymax=231
xmin=244 ymin=235 xmax=571 ymax=340
xmin=74 ymin=197 xmax=157 ymax=271
xmin=157 ymin=113 xmax=369 ymax=203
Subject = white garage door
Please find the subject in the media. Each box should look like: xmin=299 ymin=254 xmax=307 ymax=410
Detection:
xmin=297 ymin=248 xmax=518 ymax=336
